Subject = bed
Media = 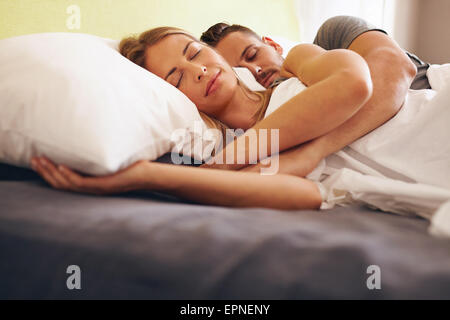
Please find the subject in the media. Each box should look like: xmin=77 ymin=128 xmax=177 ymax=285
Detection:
xmin=2 ymin=0 xmax=450 ymax=300
xmin=2 ymin=158 xmax=450 ymax=300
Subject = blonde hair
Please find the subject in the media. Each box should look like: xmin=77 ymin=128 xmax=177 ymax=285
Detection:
xmin=119 ymin=26 xmax=198 ymax=69
xmin=119 ymin=26 xmax=272 ymax=153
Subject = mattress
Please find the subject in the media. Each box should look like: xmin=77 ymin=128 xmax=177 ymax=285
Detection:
xmin=1 ymin=162 xmax=450 ymax=299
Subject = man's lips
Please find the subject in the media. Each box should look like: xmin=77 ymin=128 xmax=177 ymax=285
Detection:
xmin=261 ymin=71 xmax=277 ymax=88
xmin=205 ymin=71 xmax=221 ymax=97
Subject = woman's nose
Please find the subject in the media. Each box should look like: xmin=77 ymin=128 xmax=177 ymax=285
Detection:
xmin=194 ymin=65 xmax=207 ymax=82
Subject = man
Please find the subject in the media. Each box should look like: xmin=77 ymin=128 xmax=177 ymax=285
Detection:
xmin=200 ymin=16 xmax=422 ymax=177
xmin=200 ymin=16 xmax=429 ymax=90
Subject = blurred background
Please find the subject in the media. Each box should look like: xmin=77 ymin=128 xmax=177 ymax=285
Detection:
xmin=0 ymin=0 xmax=448 ymax=63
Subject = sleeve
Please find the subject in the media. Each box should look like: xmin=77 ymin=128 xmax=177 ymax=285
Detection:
xmin=313 ymin=15 xmax=388 ymax=50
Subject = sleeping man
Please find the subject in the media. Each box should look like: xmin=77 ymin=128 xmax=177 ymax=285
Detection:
xmin=198 ymin=16 xmax=450 ymax=224
xmin=199 ymin=16 xmax=422 ymax=177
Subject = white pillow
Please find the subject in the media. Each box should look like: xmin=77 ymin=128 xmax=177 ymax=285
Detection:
xmin=0 ymin=33 xmax=216 ymax=175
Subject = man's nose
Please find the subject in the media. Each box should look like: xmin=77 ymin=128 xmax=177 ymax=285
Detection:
xmin=241 ymin=62 xmax=263 ymax=78
xmin=250 ymin=65 xmax=263 ymax=78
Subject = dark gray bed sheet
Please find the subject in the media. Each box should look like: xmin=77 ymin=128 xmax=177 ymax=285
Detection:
xmin=1 ymin=179 xmax=450 ymax=299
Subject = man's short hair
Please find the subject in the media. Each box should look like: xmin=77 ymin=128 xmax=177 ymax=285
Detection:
xmin=200 ymin=23 xmax=261 ymax=47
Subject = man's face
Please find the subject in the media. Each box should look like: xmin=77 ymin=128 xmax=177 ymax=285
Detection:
xmin=214 ymin=31 xmax=284 ymax=88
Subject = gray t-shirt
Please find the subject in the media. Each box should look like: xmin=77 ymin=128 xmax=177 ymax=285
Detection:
xmin=313 ymin=15 xmax=430 ymax=90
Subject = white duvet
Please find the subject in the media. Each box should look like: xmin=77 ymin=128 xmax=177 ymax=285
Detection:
xmin=266 ymin=64 xmax=450 ymax=238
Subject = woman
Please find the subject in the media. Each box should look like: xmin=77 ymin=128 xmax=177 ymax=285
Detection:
xmin=30 ymin=27 xmax=373 ymax=210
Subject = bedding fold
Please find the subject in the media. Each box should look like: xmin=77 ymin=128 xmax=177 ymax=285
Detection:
xmin=306 ymin=64 xmax=450 ymax=237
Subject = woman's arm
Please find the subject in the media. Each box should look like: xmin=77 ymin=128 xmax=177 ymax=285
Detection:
xmin=205 ymin=44 xmax=373 ymax=170
xmin=31 ymin=157 xmax=322 ymax=210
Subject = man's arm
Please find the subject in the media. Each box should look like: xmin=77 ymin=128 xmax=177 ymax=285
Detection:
xmin=204 ymin=44 xmax=373 ymax=169
xmin=305 ymin=31 xmax=417 ymax=164
xmin=241 ymin=30 xmax=417 ymax=177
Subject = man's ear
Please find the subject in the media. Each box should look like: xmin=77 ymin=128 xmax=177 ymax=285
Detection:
xmin=262 ymin=36 xmax=283 ymax=56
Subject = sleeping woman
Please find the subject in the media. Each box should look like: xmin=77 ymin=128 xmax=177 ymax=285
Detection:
xmin=29 ymin=26 xmax=381 ymax=210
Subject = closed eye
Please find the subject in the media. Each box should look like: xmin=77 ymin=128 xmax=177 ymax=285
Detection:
xmin=190 ymin=49 xmax=201 ymax=60
xmin=176 ymin=72 xmax=184 ymax=88
xmin=175 ymin=48 xmax=201 ymax=88
xmin=246 ymin=48 xmax=258 ymax=61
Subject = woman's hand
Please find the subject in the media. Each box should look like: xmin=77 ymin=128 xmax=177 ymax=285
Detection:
xmin=199 ymin=157 xmax=241 ymax=171
xmin=200 ymin=139 xmax=324 ymax=176
xmin=199 ymin=162 xmax=232 ymax=170
xmin=30 ymin=157 xmax=150 ymax=195
xmin=239 ymin=142 xmax=324 ymax=178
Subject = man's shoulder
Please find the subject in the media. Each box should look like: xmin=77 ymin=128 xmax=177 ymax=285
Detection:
xmin=317 ymin=15 xmax=373 ymax=32
xmin=313 ymin=15 xmax=387 ymax=50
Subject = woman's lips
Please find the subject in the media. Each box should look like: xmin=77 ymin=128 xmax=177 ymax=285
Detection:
xmin=205 ymin=71 xmax=221 ymax=97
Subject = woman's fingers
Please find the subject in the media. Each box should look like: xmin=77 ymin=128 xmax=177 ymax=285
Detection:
xmin=31 ymin=157 xmax=74 ymax=191
xmin=56 ymin=165 xmax=82 ymax=186
xmin=58 ymin=164 xmax=112 ymax=195
xmin=32 ymin=157 xmax=108 ymax=194
xmin=30 ymin=156 xmax=147 ymax=195
xmin=42 ymin=158 xmax=74 ymax=189
xmin=31 ymin=157 xmax=63 ymax=189
xmin=57 ymin=165 xmax=98 ymax=193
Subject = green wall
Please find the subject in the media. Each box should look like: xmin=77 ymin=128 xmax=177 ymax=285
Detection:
xmin=0 ymin=0 xmax=300 ymax=41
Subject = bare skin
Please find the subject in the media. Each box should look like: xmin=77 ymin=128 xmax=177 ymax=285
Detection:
xmin=30 ymin=157 xmax=322 ymax=210
xmin=214 ymin=32 xmax=284 ymax=88
xmin=210 ymin=30 xmax=417 ymax=177
xmin=30 ymin=31 xmax=372 ymax=211
xmin=203 ymin=44 xmax=373 ymax=169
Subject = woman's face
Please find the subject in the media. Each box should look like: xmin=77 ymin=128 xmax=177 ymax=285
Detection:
xmin=144 ymin=34 xmax=238 ymax=116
